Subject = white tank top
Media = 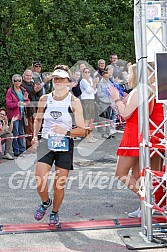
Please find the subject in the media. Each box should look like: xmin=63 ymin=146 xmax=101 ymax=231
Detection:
xmin=42 ymin=92 xmax=73 ymax=139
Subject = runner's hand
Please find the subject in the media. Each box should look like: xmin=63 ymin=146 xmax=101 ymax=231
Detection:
xmin=31 ymin=136 xmax=38 ymax=147
xmin=51 ymin=124 xmax=67 ymax=135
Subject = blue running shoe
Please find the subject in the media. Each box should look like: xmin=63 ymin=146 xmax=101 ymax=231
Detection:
xmin=34 ymin=198 xmax=52 ymax=221
xmin=49 ymin=212 xmax=59 ymax=226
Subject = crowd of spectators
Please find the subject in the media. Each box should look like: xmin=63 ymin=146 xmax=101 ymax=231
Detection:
xmin=69 ymin=54 xmax=132 ymax=141
xmin=0 ymin=54 xmax=132 ymax=159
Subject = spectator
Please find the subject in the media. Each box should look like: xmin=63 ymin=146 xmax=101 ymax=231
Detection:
xmin=113 ymin=71 xmax=124 ymax=85
xmin=6 ymin=74 xmax=29 ymax=156
xmin=106 ymin=65 xmax=115 ymax=82
xmin=74 ymin=71 xmax=81 ymax=81
xmin=106 ymin=53 xmax=121 ymax=75
xmin=122 ymin=62 xmax=129 ymax=83
xmin=94 ymin=59 xmax=106 ymax=80
xmin=22 ymin=69 xmax=39 ymax=150
xmin=0 ymin=108 xmax=18 ymax=160
xmin=109 ymin=53 xmax=119 ymax=66
xmin=79 ymin=62 xmax=87 ymax=73
xmin=80 ymin=67 xmax=98 ymax=142
xmin=96 ymin=71 xmax=116 ymax=139
xmin=22 ymin=69 xmax=38 ymax=101
xmin=122 ymin=61 xmax=133 ymax=92
xmin=32 ymin=60 xmax=52 ymax=98
xmin=70 ymin=71 xmax=82 ymax=98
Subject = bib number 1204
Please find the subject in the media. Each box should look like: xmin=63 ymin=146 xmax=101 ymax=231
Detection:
xmin=48 ymin=136 xmax=69 ymax=152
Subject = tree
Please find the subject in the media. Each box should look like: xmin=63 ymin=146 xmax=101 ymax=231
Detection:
xmin=0 ymin=0 xmax=134 ymax=106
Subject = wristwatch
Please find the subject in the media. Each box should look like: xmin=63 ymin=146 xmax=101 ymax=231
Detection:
xmin=65 ymin=130 xmax=71 ymax=137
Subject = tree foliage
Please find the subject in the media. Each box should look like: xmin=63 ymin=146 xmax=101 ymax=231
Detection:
xmin=0 ymin=0 xmax=134 ymax=105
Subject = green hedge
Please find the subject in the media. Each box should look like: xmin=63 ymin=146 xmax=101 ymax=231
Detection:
xmin=0 ymin=0 xmax=134 ymax=106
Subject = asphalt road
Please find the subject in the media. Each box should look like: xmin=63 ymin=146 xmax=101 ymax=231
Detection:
xmin=0 ymin=130 xmax=166 ymax=252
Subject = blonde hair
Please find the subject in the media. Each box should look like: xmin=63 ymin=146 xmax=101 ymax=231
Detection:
xmin=128 ymin=64 xmax=137 ymax=89
xmin=129 ymin=63 xmax=154 ymax=98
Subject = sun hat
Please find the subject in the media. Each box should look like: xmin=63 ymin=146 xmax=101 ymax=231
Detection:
xmin=52 ymin=69 xmax=70 ymax=79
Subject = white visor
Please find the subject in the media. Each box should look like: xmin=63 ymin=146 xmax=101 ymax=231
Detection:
xmin=52 ymin=69 xmax=70 ymax=79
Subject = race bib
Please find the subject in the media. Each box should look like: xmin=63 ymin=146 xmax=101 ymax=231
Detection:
xmin=48 ymin=135 xmax=69 ymax=152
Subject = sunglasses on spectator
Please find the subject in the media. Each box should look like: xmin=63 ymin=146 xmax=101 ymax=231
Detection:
xmin=14 ymin=79 xmax=22 ymax=82
xmin=34 ymin=65 xmax=41 ymax=68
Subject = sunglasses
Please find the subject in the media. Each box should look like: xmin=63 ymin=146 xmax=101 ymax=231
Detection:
xmin=14 ymin=79 xmax=22 ymax=82
xmin=0 ymin=112 xmax=6 ymax=116
xmin=34 ymin=65 xmax=41 ymax=68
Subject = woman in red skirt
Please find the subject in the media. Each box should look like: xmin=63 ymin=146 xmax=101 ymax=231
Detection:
xmin=108 ymin=64 xmax=154 ymax=217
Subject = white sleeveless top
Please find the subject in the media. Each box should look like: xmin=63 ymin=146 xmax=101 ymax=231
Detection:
xmin=42 ymin=92 xmax=72 ymax=139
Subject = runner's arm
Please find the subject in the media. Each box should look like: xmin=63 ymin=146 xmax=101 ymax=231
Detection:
xmin=70 ymin=96 xmax=85 ymax=137
xmin=32 ymin=95 xmax=47 ymax=140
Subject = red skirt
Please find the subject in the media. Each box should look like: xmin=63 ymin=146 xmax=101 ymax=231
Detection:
xmin=117 ymin=123 xmax=139 ymax=157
